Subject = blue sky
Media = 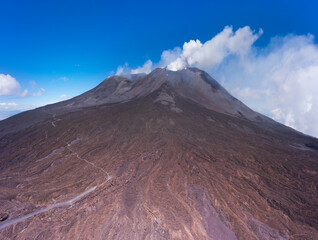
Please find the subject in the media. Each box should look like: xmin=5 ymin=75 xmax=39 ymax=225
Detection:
xmin=1 ymin=0 xmax=318 ymax=136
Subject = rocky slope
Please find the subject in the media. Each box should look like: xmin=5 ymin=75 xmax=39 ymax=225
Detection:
xmin=0 ymin=68 xmax=317 ymax=239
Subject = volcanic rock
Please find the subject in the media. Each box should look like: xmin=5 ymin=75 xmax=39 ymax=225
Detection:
xmin=0 ymin=68 xmax=317 ymax=239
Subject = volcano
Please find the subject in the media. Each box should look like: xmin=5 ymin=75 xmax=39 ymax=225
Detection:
xmin=0 ymin=68 xmax=317 ymax=239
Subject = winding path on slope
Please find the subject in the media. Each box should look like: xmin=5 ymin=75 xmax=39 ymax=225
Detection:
xmin=0 ymin=186 xmax=97 ymax=231
xmin=50 ymin=114 xmax=61 ymax=128
xmin=0 ymin=115 xmax=112 ymax=231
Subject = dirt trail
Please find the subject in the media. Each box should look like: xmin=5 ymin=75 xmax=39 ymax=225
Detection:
xmin=0 ymin=116 xmax=111 ymax=231
xmin=0 ymin=186 xmax=97 ymax=231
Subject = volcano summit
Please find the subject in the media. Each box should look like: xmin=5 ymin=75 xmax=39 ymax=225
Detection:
xmin=0 ymin=68 xmax=317 ymax=239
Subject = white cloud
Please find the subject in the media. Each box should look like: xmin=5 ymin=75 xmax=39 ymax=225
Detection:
xmin=0 ymin=74 xmax=29 ymax=97
xmin=32 ymin=88 xmax=45 ymax=96
xmin=115 ymin=66 xmax=124 ymax=76
xmin=120 ymin=25 xmax=262 ymax=73
xmin=115 ymin=62 xmax=129 ymax=75
xmin=115 ymin=61 xmax=153 ymax=75
xmin=20 ymin=89 xmax=28 ymax=97
xmin=60 ymin=94 xmax=67 ymax=98
xmin=0 ymin=102 xmax=18 ymax=110
xmin=131 ymin=60 xmax=153 ymax=74
xmin=159 ymin=47 xmax=182 ymax=67
xmin=0 ymin=102 xmax=18 ymax=106
xmin=231 ymin=87 xmax=269 ymax=101
xmin=28 ymin=81 xmax=45 ymax=97
xmin=0 ymin=74 xmax=22 ymax=96
xmin=166 ymin=26 xmax=263 ymax=71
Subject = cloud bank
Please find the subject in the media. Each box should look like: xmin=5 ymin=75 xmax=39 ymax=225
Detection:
xmin=0 ymin=102 xmax=18 ymax=107
xmin=213 ymin=33 xmax=318 ymax=137
xmin=0 ymin=102 xmax=19 ymax=116
xmin=116 ymin=26 xmax=318 ymax=137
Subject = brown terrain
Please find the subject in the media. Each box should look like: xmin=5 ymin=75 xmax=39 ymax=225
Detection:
xmin=0 ymin=68 xmax=317 ymax=239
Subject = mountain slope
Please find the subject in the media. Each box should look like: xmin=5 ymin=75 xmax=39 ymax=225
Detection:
xmin=0 ymin=68 xmax=274 ymax=138
xmin=0 ymin=68 xmax=317 ymax=239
